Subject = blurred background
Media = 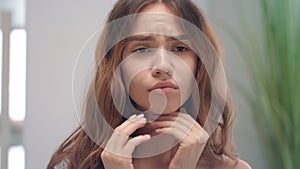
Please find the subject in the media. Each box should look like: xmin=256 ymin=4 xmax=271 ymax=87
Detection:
xmin=1 ymin=0 xmax=298 ymax=169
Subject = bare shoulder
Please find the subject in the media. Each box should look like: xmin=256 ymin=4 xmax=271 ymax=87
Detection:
xmin=197 ymin=157 xmax=252 ymax=169
xmin=219 ymin=158 xmax=252 ymax=169
xmin=196 ymin=156 xmax=251 ymax=169
xmin=233 ymin=159 xmax=252 ymax=169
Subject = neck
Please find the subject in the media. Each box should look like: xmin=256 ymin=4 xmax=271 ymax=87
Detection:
xmin=133 ymin=146 xmax=177 ymax=169
xmin=132 ymin=130 xmax=179 ymax=168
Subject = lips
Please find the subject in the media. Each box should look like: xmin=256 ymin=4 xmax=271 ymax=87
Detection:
xmin=148 ymin=81 xmax=178 ymax=91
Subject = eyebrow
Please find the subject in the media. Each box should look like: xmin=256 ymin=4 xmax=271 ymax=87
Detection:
xmin=166 ymin=34 xmax=189 ymax=41
xmin=127 ymin=34 xmax=189 ymax=42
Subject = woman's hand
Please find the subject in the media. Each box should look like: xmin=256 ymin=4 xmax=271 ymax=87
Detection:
xmin=101 ymin=114 xmax=150 ymax=169
xmin=151 ymin=109 xmax=209 ymax=169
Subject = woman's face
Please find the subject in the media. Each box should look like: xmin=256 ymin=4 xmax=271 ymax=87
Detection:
xmin=121 ymin=3 xmax=197 ymax=116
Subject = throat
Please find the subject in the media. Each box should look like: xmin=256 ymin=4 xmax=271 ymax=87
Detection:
xmin=133 ymin=148 xmax=175 ymax=169
xmin=130 ymin=121 xmax=180 ymax=168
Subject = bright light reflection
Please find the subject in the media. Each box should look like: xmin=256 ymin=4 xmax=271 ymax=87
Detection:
xmin=8 ymin=145 xmax=25 ymax=169
xmin=0 ymin=30 xmax=2 ymax=114
xmin=9 ymin=29 xmax=26 ymax=121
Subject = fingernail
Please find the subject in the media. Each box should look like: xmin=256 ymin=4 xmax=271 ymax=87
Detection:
xmin=143 ymin=134 xmax=151 ymax=139
xmin=155 ymin=128 xmax=163 ymax=133
xmin=129 ymin=114 xmax=137 ymax=119
xmin=137 ymin=114 xmax=144 ymax=118
xmin=137 ymin=117 xmax=146 ymax=123
xmin=140 ymin=134 xmax=151 ymax=142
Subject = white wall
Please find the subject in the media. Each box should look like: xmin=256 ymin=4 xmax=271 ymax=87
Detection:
xmin=25 ymin=0 xmax=114 ymax=168
xmin=25 ymin=1 xmax=266 ymax=169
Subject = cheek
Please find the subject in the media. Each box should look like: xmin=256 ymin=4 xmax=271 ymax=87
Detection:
xmin=127 ymin=72 xmax=150 ymax=107
xmin=128 ymin=74 xmax=143 ymax=96
xmin=178 ymin=53 xmax=197 ymax=74
xmin=187 ymin=55 xmax=198 ymax=74
xmin=176 ymin=56 xmax=197 ymax=102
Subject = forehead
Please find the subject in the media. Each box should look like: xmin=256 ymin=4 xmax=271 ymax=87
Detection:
xmin=126 ymin=33 xmax=189 ymax=43
xmin=130 ymin=13 xmax=184 ymax=37
xmin=140 ymin=3 xmax=176 ymax=15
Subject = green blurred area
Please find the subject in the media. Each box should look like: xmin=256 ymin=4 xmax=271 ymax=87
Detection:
xmin=238 ymin=0 xmax=300 ymax=168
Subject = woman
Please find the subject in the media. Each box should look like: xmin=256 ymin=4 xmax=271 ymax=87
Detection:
xmin=47 ymin=0 xmax=251 ymax=169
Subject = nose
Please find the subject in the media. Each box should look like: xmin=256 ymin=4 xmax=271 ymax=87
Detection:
xmin=151 ymin=49 xmax=174 ymax=79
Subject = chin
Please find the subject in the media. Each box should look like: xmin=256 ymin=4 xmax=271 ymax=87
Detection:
xmin=130 ymin=97 xmax=183 ymax=115
xmin=155 ymin=104 xmax=181 ymax=115
xmin=144 ymin=99 xmax=182 ymax=114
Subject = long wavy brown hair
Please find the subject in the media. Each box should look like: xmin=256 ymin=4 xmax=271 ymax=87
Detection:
xmin=47 ymin=0 xmax=236 ymax=168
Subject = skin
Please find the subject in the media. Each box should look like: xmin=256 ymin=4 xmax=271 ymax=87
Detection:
xmin=123 ymin=33 xmax=197 ymax=115
xmin=101 ymin=3 xmax=252 ymax=169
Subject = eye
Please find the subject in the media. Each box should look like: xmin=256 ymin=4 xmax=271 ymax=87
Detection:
xmin=134 ymin=47 xmax=150 ymax=53
xmin=173 ymin=46 xmax=187 ymax=52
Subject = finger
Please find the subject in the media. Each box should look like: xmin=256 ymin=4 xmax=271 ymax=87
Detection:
xmin=154 ymin=112 xmax=180 ymax=120
xmin=154 ymin=113 xmax=198 ymax=132
xmin=171 ymin=115 xmax=204 ymax=139
xmin=155 ymin=127 xmax=187 ymax=141
xmin=155 ymin=109 xmax=196 ymax=125
xmin=122 ymin=134 xmax=151 ymax=157
xmin=115 ymin=114 xmax=147 ymax=135
xmin=107 ymin=114 xmax=146 ymax=151
xmin=154 ymin=115 xmax=177 ymax=121
xmin=106 ymin=132 xmax=128 ymax=151
xmin=166 ymin=111 xmax=180 ymax=116
xmin=156 ymin=126 xmax=208 ymax=145
xmin=178 ymin=108 xmax=198 ymax=124
xmin=150 ymin=120 xmax=175 ymax=128
xmin=154 ymin=116 xmax=192 ymax=136
xmin=154 ymin=115 xmax=201 ymax=139
xmin=176 ymin=111 xmax=203 ymax=131
xmin=198 ymin=129 xmax=209 ymax=144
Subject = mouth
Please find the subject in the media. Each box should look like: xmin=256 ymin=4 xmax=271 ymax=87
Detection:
xmin=148 ymin=81 xmax=178 ymax=94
